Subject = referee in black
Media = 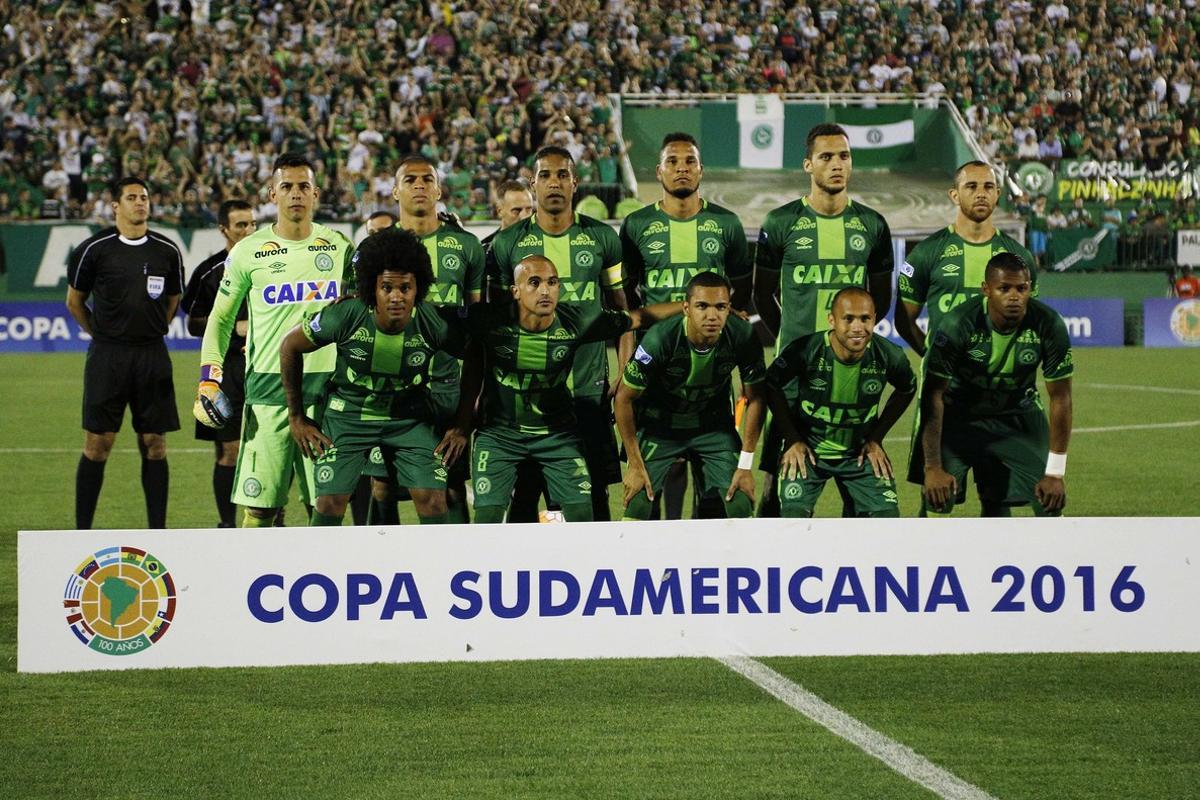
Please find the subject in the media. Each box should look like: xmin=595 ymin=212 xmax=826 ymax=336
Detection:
xmin=66 ymin=176 xmax=185 ymax=529
xmin=181 ymin=199 xmax=256 ymax=528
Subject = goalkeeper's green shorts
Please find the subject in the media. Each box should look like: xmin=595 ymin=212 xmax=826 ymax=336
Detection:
xmin=233 ymin=403 xmax=317 ymax=509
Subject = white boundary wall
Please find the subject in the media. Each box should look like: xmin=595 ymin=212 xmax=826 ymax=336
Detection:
xmin=18 ymin=517 xmax=1199 ymax=673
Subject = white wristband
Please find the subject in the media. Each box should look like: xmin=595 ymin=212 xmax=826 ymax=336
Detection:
xmin=738 ymin=451 xmax=755 ymax=470
xmin=1045 ymin=452 xmax=1067 ymax=477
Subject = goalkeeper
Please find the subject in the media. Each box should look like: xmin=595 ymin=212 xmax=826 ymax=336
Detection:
xmin=196 ymin=153 xmax=354 ymax=526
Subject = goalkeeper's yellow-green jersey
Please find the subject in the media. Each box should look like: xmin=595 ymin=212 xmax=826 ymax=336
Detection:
xmin=200 ymin=223 xmax=354 ymax=405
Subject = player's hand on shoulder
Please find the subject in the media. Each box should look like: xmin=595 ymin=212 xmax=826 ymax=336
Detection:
xmin=780 ymin=440 xmax=815 ymax=480
xmin=1035 ymin=475 xmax=1066 ymax=513
xmin=858 ymin=440 xmax=893 ymax=479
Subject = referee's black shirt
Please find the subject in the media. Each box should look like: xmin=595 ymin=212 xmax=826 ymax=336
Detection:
xmin=180 ymin=249 xmax=247 ymax=354
xmin=67 ymin=228 xmax=185 ymax=345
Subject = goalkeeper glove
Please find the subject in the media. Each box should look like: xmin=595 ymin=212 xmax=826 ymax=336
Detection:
xmin=194 ymin=364 xmax=233 ymax=429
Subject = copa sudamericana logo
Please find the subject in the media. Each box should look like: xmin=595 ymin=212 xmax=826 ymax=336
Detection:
xmin=63 ymin=547 xmax=176 ymax=656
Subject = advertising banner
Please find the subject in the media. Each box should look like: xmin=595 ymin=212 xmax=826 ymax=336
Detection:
xmin=737 ymin=95 xmax=785 ymax=169
xmin=1143 ymin=297 xmax=1200 ymax=347
xmin=0 ymin=301 xmax=198 ymax=352
xmin=1039 ymin=298 xmax=1125 ymax=346
xmin=1013 ymin=159 xmax=1198 ymax=205
xmin=1177 ymin=230 xmax=1200 ymax=267
xmin=18 ymin=518 xmax=1198 ymax=673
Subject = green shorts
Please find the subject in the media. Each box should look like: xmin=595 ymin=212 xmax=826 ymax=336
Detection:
xmin=935 ymin=411 xmax=1051 ymax=512
xmin=575 ymin=393 xmax=622 ymax=486
xmin=637 ymin=427 xmax=741 ymax=499
xmin=472 ymin=426 xmax=592 ymax=510
xmin=233 ymin=403 xmax=317 ymax=509
xmin=315 ymin=411 xmax=448 ymax=497
xmin=361 ymin=384 xmax=465 ymax=483
xmin=779 ymin=457 xmax=900 ymax=518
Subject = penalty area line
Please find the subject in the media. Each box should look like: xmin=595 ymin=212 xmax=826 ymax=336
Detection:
xmin=1080 ymin=382 xmax=1200 ymax=396
xmin=718 ymin=655 xmax=998 ymax=800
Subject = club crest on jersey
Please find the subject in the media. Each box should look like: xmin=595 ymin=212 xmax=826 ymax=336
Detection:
xmin=849 ymin=234 xmax=867 ymax=252
xmin=863 ymin=378 xmax=883 ymax=394
xmin=408 ymin=352 xmax=427 ymax=367
xmin=263 ymin=280 xmax=340 ymax=305
xmin=575 ymin=251 xmax=594 ymax=267
xmin=941 ymin=244 xmax=965 ymax=258
xmin=146 ymin=275 xmax=164 ymax=299
xmin=314 ymin=253 xmax=334 ymax=272
xmin=643 ymin=221 xmax=669 ymax=236
xmin=308 ymin=238 xmax=338 ymax=252
xmin=442 ymin=254 xmax=462 ymax=271
xmin=702 ymin=238 xmax=720 ymax=255
xmin=552 ymin=346 xmax=569 ymax=361
xmin=517 ymin=233 xmax=542 ymax=247
xmin=254 ymin=241 xmax=288 ymax=258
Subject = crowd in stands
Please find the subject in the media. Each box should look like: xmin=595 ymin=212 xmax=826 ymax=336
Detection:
xmin=0 ymin=0 xmax=1196 ymax=238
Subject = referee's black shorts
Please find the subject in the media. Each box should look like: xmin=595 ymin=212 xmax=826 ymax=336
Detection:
xmin=82 ymin=339 xmax=180 ymax=434
xmin=194 ymin=351 xmax=245 ymax=442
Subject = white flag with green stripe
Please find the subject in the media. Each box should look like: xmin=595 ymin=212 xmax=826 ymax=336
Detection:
xmin=737 ymin=95 xmax=784 ymax=169
xmin=834 ymin=105 xmax=916 ymax=167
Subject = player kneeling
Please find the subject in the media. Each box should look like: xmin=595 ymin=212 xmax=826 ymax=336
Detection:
xmin=616 ymin=271 xmax=766 ymax=519
xmin=279 ymin=228 xmax=473 ymax=525
xmin=766 ymin=288 xmax=916 ymax=517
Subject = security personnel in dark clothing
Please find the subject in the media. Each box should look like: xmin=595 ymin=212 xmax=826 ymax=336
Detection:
xmin=66 ymin=176 xmax=185 ymax=529
xmin=181 ymin=199 xmax=256 ymax=528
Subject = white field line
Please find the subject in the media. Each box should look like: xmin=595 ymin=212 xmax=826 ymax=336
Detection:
xmin=1079 ymin=382 xmax=1200 ymax=396
xmin=719 ymin=655 xmax=999 ymax=800
xmin=2 ymin=418 xmax=1198 ymax=454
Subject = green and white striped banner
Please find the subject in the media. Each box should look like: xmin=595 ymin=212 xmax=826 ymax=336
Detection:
xmin=834 ymin=106 xmax=915 ymax=166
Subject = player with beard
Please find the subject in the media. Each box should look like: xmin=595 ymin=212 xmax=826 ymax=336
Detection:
xmin=618 ymin=132 xmax=752 ymax=519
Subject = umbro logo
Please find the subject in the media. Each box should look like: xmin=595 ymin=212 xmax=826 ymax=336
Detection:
xmin=797 ymin=237 xmax=814 ymax=247
xmin=941 ymin=264 xmax=961 ymax=275
xmin=647 ymin=241 xmax=666 ymax=254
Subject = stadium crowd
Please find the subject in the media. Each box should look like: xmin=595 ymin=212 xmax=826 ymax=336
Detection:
xmin=0 ymin=0 xmax=1196 ymax=226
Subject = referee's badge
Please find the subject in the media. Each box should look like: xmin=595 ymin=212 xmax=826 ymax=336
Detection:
xmin=146 ymin=275 xmax=165 ymax=299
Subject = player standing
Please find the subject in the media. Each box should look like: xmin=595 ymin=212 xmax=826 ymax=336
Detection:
xmin=468 ymin=255 xmax=681 ymax=523
xmin=753 ymin=124 xmax=894 ymax=516
xmin=195 ymin=153 xmax=354 ymax=526
xmin=488 ymin=146 xmax=629 ymax=521
xmin=897 ymin=160 xmax=1037 ymax=515
xmin=279 ymin=228 xmax=473 ymax=525
xmin=616 ymin=271 xmax=765 ymax=520
xmin=619 ymin=132 xmax=753 ymax=519
xmin=67 ymin=176 xmax=185 ymax=529
xmin=921 ymin=253 xmax=1073 ymax=516
xmin=765 ymin=288 xmax=916 ymax=517
xmin=181 ymin=199 xmax=257 ymax=528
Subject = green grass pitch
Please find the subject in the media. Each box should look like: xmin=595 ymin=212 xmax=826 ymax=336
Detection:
xmin=1 ymin=347 xmax=1198 ymax=798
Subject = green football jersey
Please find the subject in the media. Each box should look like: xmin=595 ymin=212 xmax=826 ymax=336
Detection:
xmin=926 ymin=296 xmax=1074 ymax=417
xmin=623 ymin=315 xmax=764 ymax=431
xmin=765 ymin=332 xmax=916 ymax=459
xmin=488 ymin=214 xmax=624 ymax=398
xmin=899 ymin=226 xmax=1037 ymax=334
xmin=470 ymin=303 xmax=633 ymax=435
xmin=756 ymin=198 xmax=892 ymax=349
xmin=201 ymin=223 xmax=355 ymax=405
xmin=619 ymin=199 xmax=751 ymax=305
xmin=410 ymin=221 xmax=486 ymax=385
xmin=302 ymin=300 xmax=468 ymax=422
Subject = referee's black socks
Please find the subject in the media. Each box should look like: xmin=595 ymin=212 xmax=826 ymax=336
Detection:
xmin=141 ymin=457 xmax=169 ymax=529
xmin=213 ymin=463 xmax=236 ymax=527
xmin=75 ymin=455 xmax=106 ymax=529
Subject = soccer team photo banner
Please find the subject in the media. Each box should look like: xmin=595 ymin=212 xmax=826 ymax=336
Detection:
xmin=18 ymin=518 xmax=1199 ymax=673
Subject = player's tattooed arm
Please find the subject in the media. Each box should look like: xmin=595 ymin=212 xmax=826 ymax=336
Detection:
xmin=279 ymin=325 xmax=332 ymax=459
xmin=920 ymin=374 xmax=956 ymax=510
xmin=614 ymin=380 xmax=654 ymax=504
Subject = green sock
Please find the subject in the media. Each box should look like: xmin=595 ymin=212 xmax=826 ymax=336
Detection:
xmin=561 ymin=502 xmax=593 ymax=522
xmin=474 ymin=506 xmax=506 ymax=524
xmin=446 ymin=494 xmax=470 ymax=524
xmin=622 ymin=491 xmax=653 ymax=521
xmin=310 ymin=510 xmax=344 ymax=526
xmin=722 ymin=492 xmax=753 ymax=519
xmin=242 ymin=510 xmax=275 ymax=528
xmin=417 ymin=512 xmax=449 ymax=525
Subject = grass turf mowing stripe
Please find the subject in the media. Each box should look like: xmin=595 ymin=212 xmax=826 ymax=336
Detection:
xmin=719 ymin=655 xmax=998 ymax=800
xmin=1079 ymin=382 xmax=1200 ymax=396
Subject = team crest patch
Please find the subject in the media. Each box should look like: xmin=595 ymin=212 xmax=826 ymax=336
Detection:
xmin=408 ymin=352 xmax=427 ymax=367
xmin=575 ymin=251 xmax=594 ymax=267
xmin=475 ymin=477 xmax=492 ymax=494
xmin=702 ymin=239 xmax=720 ymax=254
xmin=315 ymin=253 xmax=334 ymax=272
xmin=552 ymin=346 xmax=569 ymax=361
xmin=783 ymin=483 xmax=802 ymax=499
xmin=242 ymin=478 xmax=262 ymax=498
xmin=1018 ymin=349 xmax=1038 ymax=365
xmin=442 ymin=254 xmax=461 ymax=271
xmin=317 ymin=465 xmax=334 ymax=484
xmin=146 ymin=275 xmax=164 ymax=299
xmin=63 ymin=546 xmax=176 ymax=656
xmin=849 ymin=234 xmax=867 ymax=252
xmin=863 ymin=378 xmax=883 ymax=394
